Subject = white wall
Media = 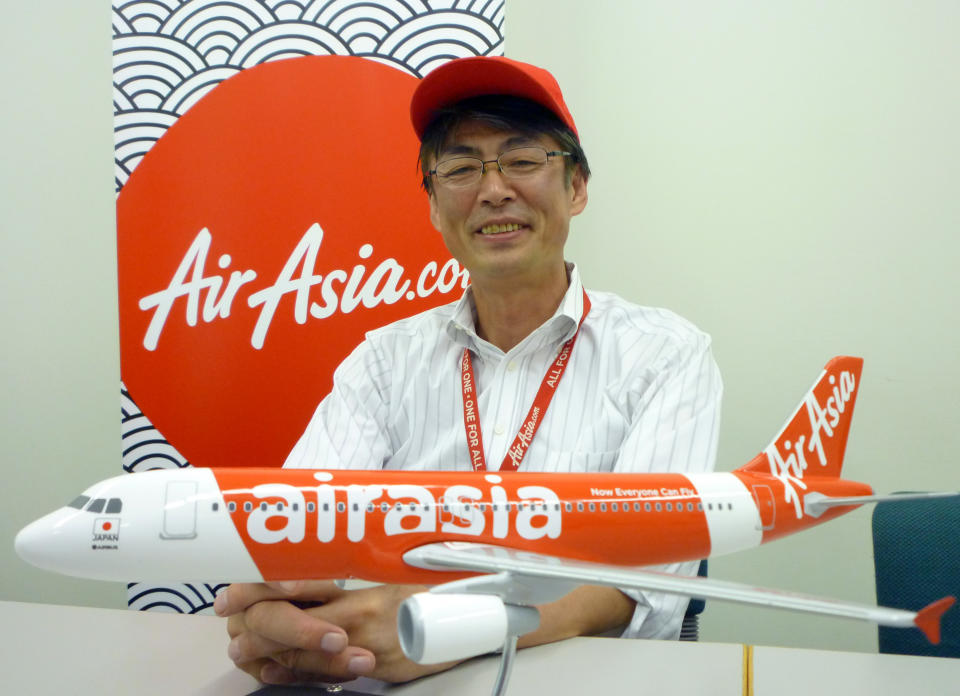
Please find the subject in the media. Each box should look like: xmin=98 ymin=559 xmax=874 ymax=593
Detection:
xmin=507 ymin=0 xmax=960 ymax=652
xmin=1 ymin=3 xmax=125 ymax=608
xmin=2 ymin=0 xmax=958 ymax=652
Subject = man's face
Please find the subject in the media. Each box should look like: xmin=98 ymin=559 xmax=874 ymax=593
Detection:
xmin=427 ymin=120 xmax=587 ymax=288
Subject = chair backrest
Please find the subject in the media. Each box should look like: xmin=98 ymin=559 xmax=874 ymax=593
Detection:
xmin=872 ymin=495 xmax=960 ymax=657
xmin=679 ymin=559 xmax=708 ymax=641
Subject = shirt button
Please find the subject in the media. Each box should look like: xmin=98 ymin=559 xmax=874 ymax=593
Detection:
xmin=507 ymin=361 xmax=518 ymax=372
xmin=494 ymin=424 xmax=505 ymax=436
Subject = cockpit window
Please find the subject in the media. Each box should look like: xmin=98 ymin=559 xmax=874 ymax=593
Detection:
xmin=68 ymin=495 xmax=90 ymax=510
xmin=66 ymin=495 xmax=123 ymax=513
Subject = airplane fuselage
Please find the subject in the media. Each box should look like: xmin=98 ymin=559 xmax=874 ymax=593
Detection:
xmin=17 ymin=465 xmax=871 ymax=584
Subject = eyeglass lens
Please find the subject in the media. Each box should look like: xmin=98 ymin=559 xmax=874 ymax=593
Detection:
xmin=435 ymin=147 xmax=552 ymax=187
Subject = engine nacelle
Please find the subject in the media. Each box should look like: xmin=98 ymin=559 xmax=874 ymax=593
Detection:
xmin=398 ymin=592 xmax=539 ymax=664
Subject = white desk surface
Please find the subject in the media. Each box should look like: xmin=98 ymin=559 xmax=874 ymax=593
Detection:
xmin=751 ymin=644 xmax=960 ymax=695
xmin=2 ymin=601 xmax=957 ymax=695
xmin=1 ymin=601 xmax=741 ymax=695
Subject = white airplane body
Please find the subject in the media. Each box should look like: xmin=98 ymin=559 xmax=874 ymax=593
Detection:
xmin=15 ymin=356 xmax=957 ymax=694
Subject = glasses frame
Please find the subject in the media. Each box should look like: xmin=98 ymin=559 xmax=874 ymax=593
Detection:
xmin=428 ymin=147 xmax=573 ymax=189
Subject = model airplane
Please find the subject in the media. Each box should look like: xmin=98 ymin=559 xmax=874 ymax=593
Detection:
xmin=15 ymin=356 xmax=957 ymax=696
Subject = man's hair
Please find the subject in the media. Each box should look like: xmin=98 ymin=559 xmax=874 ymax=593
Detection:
xmin=418 ymin=94 xmax=591 ymax=194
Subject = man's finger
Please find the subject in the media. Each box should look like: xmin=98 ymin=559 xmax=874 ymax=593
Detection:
xmin=241 ymin=599 xmax=350 ymax=653
xmin=299 ymin=583 xmax=425 ymax=637
xmin=258 ymin=661 xmax=299 ymax=685
xmin=214 ymin=580 xmax=343 ymax=616
xmin=237 ymin=658 xmax=273 ymax=683
xmin=228 ymin=617 xmax=349 ymax=664
xmin=271 ymin=645 xmax=377 ymax=683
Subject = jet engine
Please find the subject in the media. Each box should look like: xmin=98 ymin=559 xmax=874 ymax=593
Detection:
xmin=398 ymin=592 xmax=539 ymax=664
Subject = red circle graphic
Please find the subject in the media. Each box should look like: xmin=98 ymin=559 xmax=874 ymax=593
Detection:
xmin=118 ymin=56 xmax=461 ymax=468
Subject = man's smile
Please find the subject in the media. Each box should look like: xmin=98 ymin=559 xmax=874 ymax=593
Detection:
xmin=479 ymin=222 xmax=525 ymax=235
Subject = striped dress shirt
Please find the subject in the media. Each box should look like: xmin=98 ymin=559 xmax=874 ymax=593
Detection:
xmin=285 ymin=263 xmax=723 ymax=639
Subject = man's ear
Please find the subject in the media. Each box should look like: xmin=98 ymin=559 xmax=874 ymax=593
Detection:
xmin=568 ymin=167 xmax=588 ymax=217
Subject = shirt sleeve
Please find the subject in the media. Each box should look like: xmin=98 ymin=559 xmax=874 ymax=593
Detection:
xmin=611 ymin=334 xmax=723 ymax=639
xmin=284 ymin=338 xmax=393 ymax=471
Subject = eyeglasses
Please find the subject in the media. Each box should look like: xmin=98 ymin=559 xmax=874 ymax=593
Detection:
xmin=429 ymin=147 xmax=573 ymax=189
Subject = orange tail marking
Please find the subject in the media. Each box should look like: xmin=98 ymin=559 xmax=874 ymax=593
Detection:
xmin=914 ymin=596 xmax=955 ymax=644
xmin=736 ymin=356 xmax=864 ymax=480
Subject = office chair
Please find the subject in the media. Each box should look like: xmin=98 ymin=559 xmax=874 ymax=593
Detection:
xmin=679 ymin=559 xmax=708 ymax=641
xmin=872 ymin=495 xmax=959 ymax=657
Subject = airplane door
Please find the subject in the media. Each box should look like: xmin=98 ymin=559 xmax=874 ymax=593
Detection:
xmin=438 ymin=496 xmax=483 ymax=533
xmin=162 ymin=481 xmax=198 ymax=539
xmin=752 ymin=484 xmax=776 ymax=530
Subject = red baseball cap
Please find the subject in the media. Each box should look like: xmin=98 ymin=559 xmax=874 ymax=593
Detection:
xmin=410 ymin=56 xmax=579 ymax=141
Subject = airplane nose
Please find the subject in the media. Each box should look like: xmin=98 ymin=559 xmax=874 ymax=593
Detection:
xmin=15 ymin=518 xmax=48 ymax=568
xmin=14 ymin=510 xmax=82 ymax=576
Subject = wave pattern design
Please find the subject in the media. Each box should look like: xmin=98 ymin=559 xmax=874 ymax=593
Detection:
xmin=116 ymin=0 xmax=504 ymax=613
xmin=128 ymin=582 xmax=230 ymax=613
xmin=123 ymin=381 xmax=200 ymax=610
xmin=113 ymin=0 xmax=505 ymax=189
xmin=121 ymin=382 xmax=190 ymax=473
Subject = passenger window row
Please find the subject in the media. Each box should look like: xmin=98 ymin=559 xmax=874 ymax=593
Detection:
xmin=211 ymin=499 xmax=737 ymax=514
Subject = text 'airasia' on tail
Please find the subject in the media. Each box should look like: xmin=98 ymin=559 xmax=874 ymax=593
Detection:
xmin=737 ymin=356 xmax=864 ymax=479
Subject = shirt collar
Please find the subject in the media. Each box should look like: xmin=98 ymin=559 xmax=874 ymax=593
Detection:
xmin=445 ymin=262 xmax=585 ymax=353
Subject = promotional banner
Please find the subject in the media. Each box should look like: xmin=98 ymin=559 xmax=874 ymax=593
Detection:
xmin=113 ymin=1 xmax=504 ymax=611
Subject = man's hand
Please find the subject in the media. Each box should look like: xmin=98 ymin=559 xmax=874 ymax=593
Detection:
xmin=214 ymin=581 xmax=461 ymax=685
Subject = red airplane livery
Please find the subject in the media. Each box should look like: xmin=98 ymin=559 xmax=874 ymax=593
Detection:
xmin=15 ymin=357 xmax=957 ymax=695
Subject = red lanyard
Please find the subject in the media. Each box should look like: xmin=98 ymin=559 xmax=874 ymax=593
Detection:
xmin=460 ymin=290 xmax=591 ymax=472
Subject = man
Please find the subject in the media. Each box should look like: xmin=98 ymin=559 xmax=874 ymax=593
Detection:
xmin=215 ymin=56 xmax=722 ymax=686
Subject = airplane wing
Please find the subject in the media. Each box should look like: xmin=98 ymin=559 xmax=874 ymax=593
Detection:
xmin=403 ymin=541 xmax=954 ymax=643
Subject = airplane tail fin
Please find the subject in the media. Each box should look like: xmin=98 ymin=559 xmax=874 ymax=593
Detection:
xmin=738 ymin=356 xmax=864 ymax=479
xmin=914 ymin=596 xmax=956 ymax=645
